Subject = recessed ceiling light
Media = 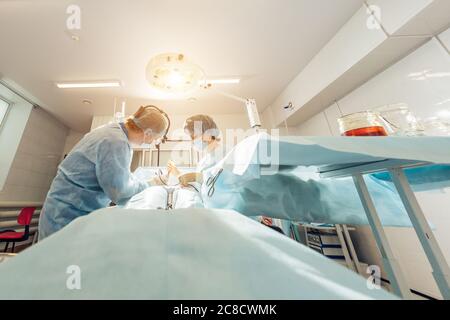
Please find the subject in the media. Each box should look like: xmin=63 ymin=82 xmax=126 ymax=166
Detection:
xmin=56 ymin=80 xmax=122 ymax=89
xmin=82 ymin=99 xmax=93 ymax=105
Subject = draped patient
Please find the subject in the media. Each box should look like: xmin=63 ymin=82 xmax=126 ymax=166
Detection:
xmin=126 ymin=114 xmax=222 ymax=210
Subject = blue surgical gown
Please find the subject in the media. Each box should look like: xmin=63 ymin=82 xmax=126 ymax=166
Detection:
xmin=38 ymin=122 xmax=148 ymax=240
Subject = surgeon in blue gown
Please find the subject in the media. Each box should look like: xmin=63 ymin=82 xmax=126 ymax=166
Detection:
xmin=167 ymin=114 xmax=221 ymax=185
xmin=38 ymin=105 xmax=170 ymax=240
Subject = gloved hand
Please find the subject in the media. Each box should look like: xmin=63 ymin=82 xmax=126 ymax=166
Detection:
xmin=178 ymin=172 xmax=203 ymax=187
xmin=167 ymin=160 xmax=181 ymax=177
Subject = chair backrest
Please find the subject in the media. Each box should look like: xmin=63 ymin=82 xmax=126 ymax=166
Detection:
xmin=17 ymin=207 xmax=36 ymax=226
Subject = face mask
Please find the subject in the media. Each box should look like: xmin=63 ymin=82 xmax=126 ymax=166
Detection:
xmin=193 ymin=138 xmax=208 ymax=152
xmin=131 ymin=134 xmax=154 ymax=149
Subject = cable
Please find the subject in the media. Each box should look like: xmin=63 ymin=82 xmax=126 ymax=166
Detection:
xmin=156 ymin=169 xmax=201 ymax=194
xmin=145 ymin=105 xmax=171 ymax=143
xmin=157 ymin=169 xmax=169 ymax=186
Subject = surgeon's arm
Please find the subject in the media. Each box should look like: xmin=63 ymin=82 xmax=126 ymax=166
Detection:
xmin=96 ymin=139 xmax=148 ymax=205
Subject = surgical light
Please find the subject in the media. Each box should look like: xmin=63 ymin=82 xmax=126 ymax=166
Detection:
xmin=146 ymin=53 xmax=204 ymax=98
xmin=145 ymin=53 xmax=261 ymax=128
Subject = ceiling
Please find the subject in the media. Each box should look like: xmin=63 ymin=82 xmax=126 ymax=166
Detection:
xmin=0 ymin=0 xmax=365 ymax=132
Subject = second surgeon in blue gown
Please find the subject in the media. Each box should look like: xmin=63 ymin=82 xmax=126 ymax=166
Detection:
xmin=38 ymin=105 xmax=170 ymax=240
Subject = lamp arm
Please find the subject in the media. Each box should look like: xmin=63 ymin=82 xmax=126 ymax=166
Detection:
xmin=203 ymin=86 xmax=262 ymax=128
xmin=210 ymin=87 xmax=247 ymax=104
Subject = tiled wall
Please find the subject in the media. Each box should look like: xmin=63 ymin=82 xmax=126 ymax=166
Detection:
xmin=0 ymin=106 xmax=68 ymax=202
xmin=293 ymin=30 xmax=450 ymax=299
xmin=62 ymin=130 xmax=84 ymax=158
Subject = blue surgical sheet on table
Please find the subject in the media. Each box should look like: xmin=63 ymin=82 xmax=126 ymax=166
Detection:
xmin=201 ymin=134 xmax=450 ymax=227
xmin=0 ymin=208 xmax=396 ymax=300
xmin=213 ymin=133 xmax=450 ymax=173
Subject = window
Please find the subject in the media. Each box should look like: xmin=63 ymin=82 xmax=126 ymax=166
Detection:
xmin=0 ymin=97 xmax=9 ymax=129
xmin=0 ymin=84 xmax=33 ymax=191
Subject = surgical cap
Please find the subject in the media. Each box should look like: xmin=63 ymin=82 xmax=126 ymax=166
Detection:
xmin=131 ymin=105 xmax=169 ymax=137
xmin=184 ymin=115 xmax=219 ymax=139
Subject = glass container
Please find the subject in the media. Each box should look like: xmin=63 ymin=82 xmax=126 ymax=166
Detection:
xmin=371 ymin=103 xmax=425 ymax=136
xmin=338 ymin=111 xmax=388 ymax=136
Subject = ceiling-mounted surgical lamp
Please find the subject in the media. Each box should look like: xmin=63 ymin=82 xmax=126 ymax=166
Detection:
xmin=146 ymin=53 xmax=204 ymax=99
xmin=146 ymin=53 xmax=261 ymax=129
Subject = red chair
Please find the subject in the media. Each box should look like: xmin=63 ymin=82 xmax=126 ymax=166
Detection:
xmin=0 ymin=207 xmax=36 ymax=253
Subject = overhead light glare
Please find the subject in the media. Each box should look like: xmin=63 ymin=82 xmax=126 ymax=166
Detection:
xmin=146 ymin=53 xmax=204 ymax=99
xmin=56 ymin=80 xmax=122 ymax=89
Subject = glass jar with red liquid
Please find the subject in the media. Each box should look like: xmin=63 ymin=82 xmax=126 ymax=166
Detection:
xmin=338 ymin=111 xmax=388 ymax=136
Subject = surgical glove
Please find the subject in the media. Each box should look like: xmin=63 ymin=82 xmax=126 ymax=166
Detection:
xmin=167 ymin=160 xmax=181 ymax=177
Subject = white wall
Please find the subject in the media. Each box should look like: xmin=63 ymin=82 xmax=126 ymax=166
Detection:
xmin=0 ymin=106 xmax=68 ymax=202
xmin=261 ymin=106 xmax=300 ymax=136
xmin=291 ymin=30 xmax=450 ymax=299
xmin=62 ymin=130 xmax=84 ymax=158
xmin=336 ymin=37 xmax=450 ymax=123
xmin=295 ymin=112 xmax=333 ymax=136
xmin=439 ymin=27 xmax=450 ymax=51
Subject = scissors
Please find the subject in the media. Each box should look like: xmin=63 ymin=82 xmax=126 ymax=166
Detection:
xmin=206 ymin=168 xmax=223 ymax=197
